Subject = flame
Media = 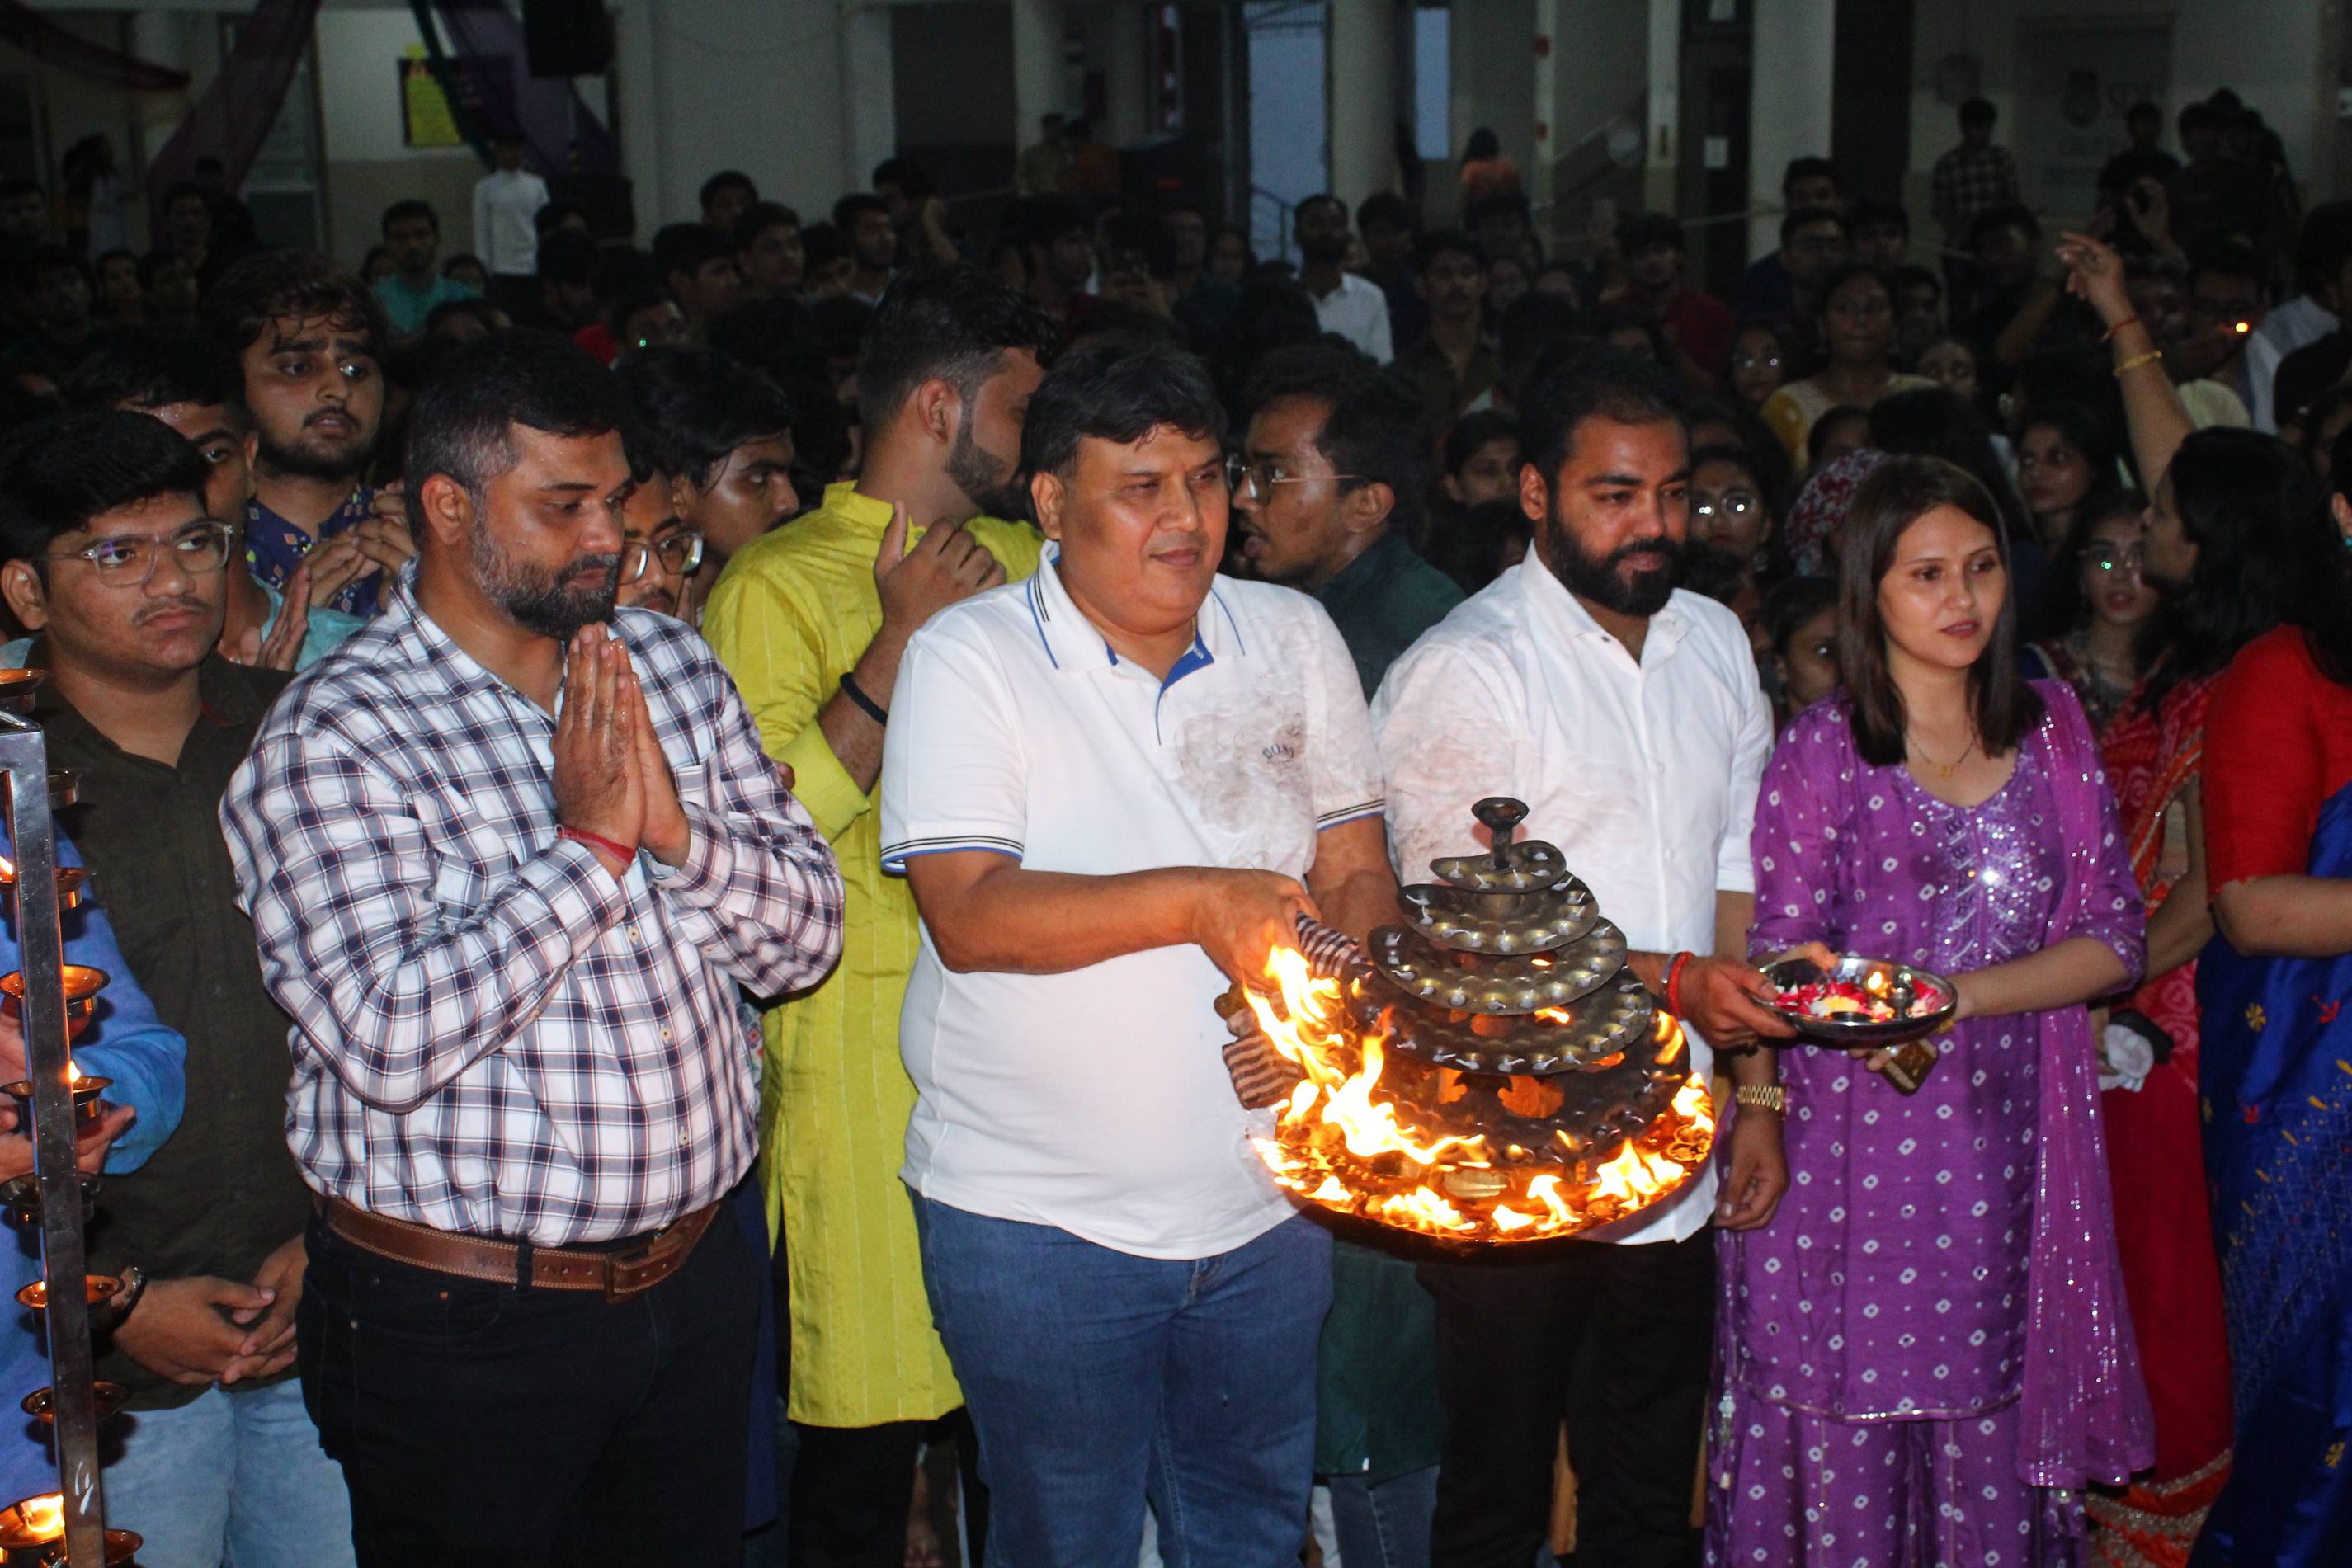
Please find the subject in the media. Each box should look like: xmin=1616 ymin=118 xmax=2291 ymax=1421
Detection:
xmin=1245 ymin=947 xmax=1715 ymax=1244
xmin=0 ymin=854 xmax=14 ymax=880
xmin=15 ymin=1492 xmax=59 ymax=1538
xmin=64 ymin=1060 xmax=78 ymax=1086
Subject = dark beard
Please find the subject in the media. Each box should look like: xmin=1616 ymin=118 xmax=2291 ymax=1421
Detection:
xmin=257 ymin=422 xmax=377 ymax=484
xmin=471 ymin=520 xmax=619 ymax=641
xmin=1542 ymin=494 xmax=1683 ymax=616
xmin=945 ymin=407 xmax=1021 ymax=520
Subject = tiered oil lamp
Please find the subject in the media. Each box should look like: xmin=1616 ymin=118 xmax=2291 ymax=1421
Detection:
xmin=1240 ymin=797 xmax=1716 ymax=1243
xmin=0 ymin=670 xmax=137 ymax=1562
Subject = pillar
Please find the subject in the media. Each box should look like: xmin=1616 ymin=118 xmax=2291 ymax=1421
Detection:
xmin=1011 ymin=0 xmax=1066 ymax=154
xmin=1530 ymin=0 xmax=1557 ymax=214
xmin=1746 ymin=0 xmax=1836 ymax=260
xmin=614 ymin=1 xmax=667 ymax=228
xmin=1645 ymin=0 xmax=1679 ymax=214
xmin=1327 ymin=0 xmax=1398 ymax=207
xmin=841 ymin=1 xmax=896 ymax=194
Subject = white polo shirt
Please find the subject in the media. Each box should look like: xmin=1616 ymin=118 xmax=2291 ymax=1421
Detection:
xmin=1372 ymin=558 xmax=1773 ymax=1244
xmin=879 ymin=553 xmax=1386 ymax=1259
xmin=1312 ymin=271 xmax=1396 ymax=364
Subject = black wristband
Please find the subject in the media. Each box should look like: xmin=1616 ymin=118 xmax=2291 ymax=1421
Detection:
xmin=838 ymin=671 xmax=889 ymax=727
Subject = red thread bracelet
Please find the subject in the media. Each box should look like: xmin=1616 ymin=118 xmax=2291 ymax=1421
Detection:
xmin=1664 ymin=950 xmax=1693 ymax=1017
xmin=559 ymin=826 xmax=635 ymax=863
xmin=2101 ymin=313 xmax=2142 ymax=341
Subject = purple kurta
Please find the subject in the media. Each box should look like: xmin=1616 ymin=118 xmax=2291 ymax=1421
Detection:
xmin=1709 ymin=690 xmax=2146 ymax=1566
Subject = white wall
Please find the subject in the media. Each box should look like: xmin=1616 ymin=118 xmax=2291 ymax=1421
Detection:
xmin=314 ymin=8 xmax=483 ymax=267
xmin=1905 ymin=0 xmax=2329 ymax=228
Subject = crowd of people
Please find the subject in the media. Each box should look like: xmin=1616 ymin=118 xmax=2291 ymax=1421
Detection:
xmin=0 ymin=76 xmax=2335 ymax=1568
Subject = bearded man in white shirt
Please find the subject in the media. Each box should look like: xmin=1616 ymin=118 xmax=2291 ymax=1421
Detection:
xmin=1372 ymin=345 xmax=1793 ymax=1568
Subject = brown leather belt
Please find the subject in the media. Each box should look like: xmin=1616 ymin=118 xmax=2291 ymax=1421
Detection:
xmin=318 ymin=1195 xmax=720 ymax=1302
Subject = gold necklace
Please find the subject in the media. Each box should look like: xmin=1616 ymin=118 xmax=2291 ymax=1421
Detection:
xmin=1907 ymin=733 xmax=1978 ymax=779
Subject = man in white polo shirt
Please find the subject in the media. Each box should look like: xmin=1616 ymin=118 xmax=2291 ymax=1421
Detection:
xmin=1374 ymin=345 xmax=1793 ymax=1568
xmin=1297 ymin=194 xmax=1394 ymax=364
xmin=879 ymin=337 xmax=1397 ymax=1567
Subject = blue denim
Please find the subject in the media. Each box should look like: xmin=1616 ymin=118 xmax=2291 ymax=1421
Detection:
xmin=912 ymin=1196 xmax=1332 ymax=1568
xmin=100 ymin=1379 xmax=354 ymax=1568
xmin=1325 ymin=1463 xmax=1437 ymax=1568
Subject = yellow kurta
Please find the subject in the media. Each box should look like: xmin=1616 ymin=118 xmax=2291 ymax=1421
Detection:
xmin=703 ymin=482 xmax=1043 ymax=1428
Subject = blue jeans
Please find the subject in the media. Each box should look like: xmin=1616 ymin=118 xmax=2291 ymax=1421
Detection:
xmin=912 ymin=1196 xmax=1332 ymax=1568
xmin=1326 ymin=1463 xmax=1437 ymax=1568
xmin=101 ymin=1379 xmax=355 ymax=1568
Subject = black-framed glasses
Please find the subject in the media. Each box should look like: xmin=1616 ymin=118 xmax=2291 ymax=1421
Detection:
xmin=1224 ymin=454 xmax=1363 ymax=501
xmin=42 ymin=519 xmax=235 ymax=586
xmin=622 ymin=531 xmax=705 ymax=582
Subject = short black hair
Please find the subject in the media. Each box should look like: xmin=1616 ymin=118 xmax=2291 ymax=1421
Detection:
xmin=1466 ymin=190 xmax=1530 ymax=230
xmin=832 ymin=191 xmax=889 ymax=231
xmin=856 ymin=263 xmax=1059 ymax=431
xmin=700 ymin=170 xmax=757 ymax=211
xmin=1968 ymin=201 xmax=2041 ymax=250
xmin=60 ymin=329 xmax=247 ymax=424
xmin=1243 ymin=343 xmax=1430 ymax=541
xmin=1618 ymin=212 xmax=1685 ymax=254
xmin=382 ymin=198 xmax=438 ymax=235
xmin=1294 ymin=193 xmax=1346 ymax=227
xmin=1443 ymin=408 xmax=1518 ymax=478
xmin=872 ymin=157 xmax=934 ymax=200
xmin=1849 ymin=196 xmax=1908 ymax=238
xmin=1017 ymin=195 xmax=1093 ymax=249
xmin=537 ymin=228 xmax=601 ymax=287
xmin=800 ymin=221 xmax=849 ymax=275
xmin=2178 ymin=101 xmax=2215 ymax=139
xmin=2188 ymin=237 xmax=2268 ymax=299
xmin=2126 ymin=100 xmax=2162 ymax=128
xmin=0 ymin=407 xmax=209 ymax=563
xmin=205 ymin=250 xmax=388 ymax=360
xmin=1780 ymin=205 xmax=1846 ymax=247
xmin=1958 ymin=97 xmax=1997 ymax=130
xmin=616 ymin=345 xmax=794 ymax=488
xmin=1021 ymin=336 xmax=1224 ymax=480
xmin=1517 ymin=342 xmax=1685 ymax=478
xmin=1888 ymin=262 xmax=1942 ymax=304
xmin=535 ymin=199 xmax=587 ymax=238
xmin=402 ymin=330 xmax=632 ymax=517
xmin=1355 ymin=192 xmax=1414 ymax=235
xmin=1414 ymin=228 xmax=1483 ymax=276
xmin=1781 ymin=156 xmax=1839 ymax=197
xmin=1759 ymin=574 xmax=1839 ymax=657
xmin=1100 ymin=213 xmax=1178 ymax=282
xmin=733 ymin=200 xmax=802 ymax=252
xmin=652 ymin=222 xmax=731 ymax=281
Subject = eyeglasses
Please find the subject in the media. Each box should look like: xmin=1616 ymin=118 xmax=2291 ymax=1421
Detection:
xmin=43 ymin=519 xmax=235 ymax=586
xmin=2086 ymin=542 xmax=2144 ymax=574
xmin=1224 ymin=454 xmax=1363 ymax=501
xmin=622 ymin=531 xmax=705 ymax=582
xmin=1730 ymin=351 xmax=1783 ymax=371
xmin=1691 ymin=491 xmax=1761 ymax=524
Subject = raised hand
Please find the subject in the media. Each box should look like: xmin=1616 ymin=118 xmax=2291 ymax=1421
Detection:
xmin=2055 ymin=230 xmax=2135 ymax=329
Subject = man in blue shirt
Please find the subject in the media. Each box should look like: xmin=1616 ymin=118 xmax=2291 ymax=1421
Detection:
xmin=371 ymin=200 xmax=478 ymax=339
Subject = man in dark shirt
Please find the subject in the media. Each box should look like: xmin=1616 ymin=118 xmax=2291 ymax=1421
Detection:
xmin=0 ymin=407 xmax=352 ymax=1565
xmin=1228 ymin=343 xmax=1463 ymax=695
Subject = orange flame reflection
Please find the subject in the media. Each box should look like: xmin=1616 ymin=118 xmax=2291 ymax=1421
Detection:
xmin=1245 ymin=948 xmax=1715 ymax=1243
xmin=16 ymin=1492 xmax=60 ymax=1538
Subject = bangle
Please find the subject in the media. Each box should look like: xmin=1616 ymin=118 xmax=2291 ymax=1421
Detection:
xmin=839 ymin=671 xmax=888 ymax=727
xmin=2113 ymin=349 xmax=2164 ymax=377
xmin=1664 ymin=950 xmax=1694 ymax=1016
xmin=2101 ymin=314 xmax=2142 ymax=341
xmin=1735 ymin=1084 xmax=1788 ymax=1114
xmin=559 ymin=825 xmax=635 ymax=864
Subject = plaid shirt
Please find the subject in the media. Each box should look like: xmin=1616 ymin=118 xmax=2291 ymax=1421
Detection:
xmin=222 ymin=577 xmax=845 ymax=1245
xmin=1931 ymin=143 xmax=2021 ymax=229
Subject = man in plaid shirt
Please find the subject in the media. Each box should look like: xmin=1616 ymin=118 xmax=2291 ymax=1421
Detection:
xmin=1932 ymin=97 xmax=2022 ymax=250
xmin=222 ymin=332 xmax=843 ymax=1566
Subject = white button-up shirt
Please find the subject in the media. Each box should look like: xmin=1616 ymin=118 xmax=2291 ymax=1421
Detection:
xmin=1371 ymin=557 xmax=1772 ymax=1243
xmin=880 ymin=553 xmax=1386 ymax=1260
xmin=1311 ymin=271 xmax=1395 ymax=364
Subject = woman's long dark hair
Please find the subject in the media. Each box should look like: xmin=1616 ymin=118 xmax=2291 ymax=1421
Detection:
xmin=1836 ymin=455 xmax=2045 ymax=767
xmin=2136 ymin=427 xmax=2325 ymax=713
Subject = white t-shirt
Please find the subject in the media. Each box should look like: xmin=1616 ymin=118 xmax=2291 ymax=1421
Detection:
xmin=880 ymin=554 xmax=1385 ymax=1259
xmin=473 ymin=167 xmax=549 ymax=280
xmin=1312 ymin=271 xmax=1395 ymax=364
xmin=1372 ymin=560 xmax=1773 ymax=1244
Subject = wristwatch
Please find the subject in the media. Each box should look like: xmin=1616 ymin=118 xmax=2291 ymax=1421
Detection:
xmin=1734 ymin=1084 xmax=1788 ymax=1114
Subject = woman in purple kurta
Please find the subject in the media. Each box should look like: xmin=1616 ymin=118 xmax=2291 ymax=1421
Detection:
xmin=1709 ymin=456 xmax=2153 ymax=1566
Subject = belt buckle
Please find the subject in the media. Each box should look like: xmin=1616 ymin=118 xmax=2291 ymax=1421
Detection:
xmin=601 ymin=1227 xmax=667 ymax=1302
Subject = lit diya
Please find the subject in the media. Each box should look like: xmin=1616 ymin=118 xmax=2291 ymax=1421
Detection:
xmin=1760 ymin=953 xmax=1958 ymax=1094
xmin=1236 ymin=798 xmax=1715 ymax=1244
xmin=0 ymin=858 xmax=85 ymax=913
xmin=0 ymin=966 xmax=109 ymax=1043
xmin=0 ymin=1491 xmax=141 ymax=1564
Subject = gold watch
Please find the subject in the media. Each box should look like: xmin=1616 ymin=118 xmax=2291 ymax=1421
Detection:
xmin=1734 ymin=1084 xmax=1788 ymax=1114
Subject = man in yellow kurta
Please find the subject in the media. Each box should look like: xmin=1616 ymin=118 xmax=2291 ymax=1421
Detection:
xmin=701 ymin=264 xmax=1058 ymax=1560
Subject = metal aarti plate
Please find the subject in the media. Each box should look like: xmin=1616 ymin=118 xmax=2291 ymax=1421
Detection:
xmin=1398 ymin=878 xmax=1598 ymax=954
xmin=1359 ymin=971 xmax=1657 ymax=1076
xmin=1371 ymin=920 xmax=1628 ymax=1013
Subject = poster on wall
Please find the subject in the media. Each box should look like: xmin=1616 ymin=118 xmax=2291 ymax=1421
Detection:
xmin=398 ymin=45 xmax=507 ymax=150
xmin=2016 ymin=22 xmax=2171 ymax=222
